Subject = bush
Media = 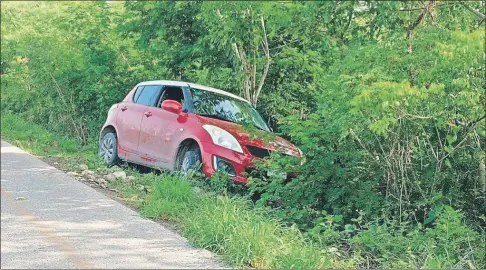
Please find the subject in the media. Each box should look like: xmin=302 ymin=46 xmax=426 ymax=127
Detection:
xmin=351 ymin=206 xmax=485 ymax=268
xmin=249 ymin=28 xmax=485 ymax=231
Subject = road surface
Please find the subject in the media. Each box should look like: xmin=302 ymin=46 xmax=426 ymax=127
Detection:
xmin=1 ymin=140 xmax=224 ymax=269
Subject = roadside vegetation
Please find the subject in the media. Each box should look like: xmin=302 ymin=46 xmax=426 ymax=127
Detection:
xmin=2 ymin=113 xmax=484 ymax=269
xmin=2 ymin=1 xmax=485 ymax=269
xmin=2 ymin=113 xmax=357 ymax=268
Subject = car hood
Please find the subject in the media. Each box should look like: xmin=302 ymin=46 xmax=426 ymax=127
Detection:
xmin=195 ymin=115 xmax=301 ymax=157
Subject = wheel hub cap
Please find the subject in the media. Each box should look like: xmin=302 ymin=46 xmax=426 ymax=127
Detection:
xmin=181 ymin=154 xmax=191 ymax=175
xmin=99 ymin=137 xmax=114 ymax=163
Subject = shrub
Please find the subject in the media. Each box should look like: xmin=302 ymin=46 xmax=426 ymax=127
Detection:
xmin=351 ymin=206 xmax=485 ymax=268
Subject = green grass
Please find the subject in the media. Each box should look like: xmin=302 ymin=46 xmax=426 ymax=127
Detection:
xmin=140 ymin=174 xmax=357 ymax=268
xmin=1 ymin=113 xmax=102 ymax=170
xmin=1 ymin=113 xmax=355 ymax=268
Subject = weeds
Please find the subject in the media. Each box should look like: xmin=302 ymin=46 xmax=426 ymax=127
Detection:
xmin=139 ymin=172 xmax=356 ymax=268
xmin=141 ymin=174 xmax=195 ymax=221
xmin=1 ymin=113 xmax=101 ymax=169
xmin=2 ymin=113 xmax=484 ymax=269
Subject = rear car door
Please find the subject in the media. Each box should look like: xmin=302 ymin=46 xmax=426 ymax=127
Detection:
xmin=116 ymin=85 xmax=160 ymax=158
xmin=138 ymin=85 xmax=189 ymax=168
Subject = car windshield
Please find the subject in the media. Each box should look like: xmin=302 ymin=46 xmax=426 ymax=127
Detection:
xmin=190 ymin=88 xmax=270 ymax=132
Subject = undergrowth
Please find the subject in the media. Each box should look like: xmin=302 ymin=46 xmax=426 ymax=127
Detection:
xmin=2 ymin=113 xmax=484 ymax=269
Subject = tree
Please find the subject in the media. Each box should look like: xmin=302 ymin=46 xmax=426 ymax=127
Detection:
xmin=231 ymin=11 xmax=270 ymax=106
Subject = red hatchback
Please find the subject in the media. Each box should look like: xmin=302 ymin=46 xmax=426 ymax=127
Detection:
xmin=99 ymin=80 xmax=302 ymax=183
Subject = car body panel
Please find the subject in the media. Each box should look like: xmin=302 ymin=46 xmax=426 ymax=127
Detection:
xmin=138 ymin=106 xmax=189 ymax=167
xmin=116 ymin=101 xmax=147 ymax=154
xmin=192 ymin=115 xmax=300 ymax=156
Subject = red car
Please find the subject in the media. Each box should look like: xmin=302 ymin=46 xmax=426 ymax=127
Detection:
xmin=99 ymin=80 xmax=302 ymax=183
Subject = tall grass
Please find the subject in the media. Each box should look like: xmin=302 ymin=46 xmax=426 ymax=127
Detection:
xmin=1 ymin=113 xmax=101 ymax=168
xmin=141 ymin=174 xmax=195 ymax=221
xmin=140 ymin=174 xmax=357 ymax=268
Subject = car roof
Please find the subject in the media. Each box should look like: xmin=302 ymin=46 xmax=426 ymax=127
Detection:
xmin=137 ymin=80 xmax=250 ymax=103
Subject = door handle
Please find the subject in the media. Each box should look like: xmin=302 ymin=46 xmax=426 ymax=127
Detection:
xmin=144 ymin=111 xmax=152 ymax=117
xmin=121 ymin=106 xmax=128 ymax=112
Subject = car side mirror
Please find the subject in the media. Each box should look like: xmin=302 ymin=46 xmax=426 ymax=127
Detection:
xmin=162 ymin=100 xmax=183 ymax=115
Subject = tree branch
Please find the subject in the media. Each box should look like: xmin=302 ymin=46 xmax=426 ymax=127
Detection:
xmin=406 ymin=0 xmax=436 ymax=52
xmin=407 ymin=0 xmax=436 ymax=39
xmin=233 ymin=43 xmax=252 ymax=102
xmin=459 ymin=2 xmax=485 ymax=21
xmin=439 ymin=114 xmax=486 ymax=162
xmin=467 ymin=114 xmax=486 ymax=128
xmin=400 ymin=3 xmax=445 ymax=12
xmin=340 ymin=7 xmax=354 ymax=41
xmin=269 ymin=39 xmax=299 ymax=51
xmin=253 ymin=14 xmax=270 ymax=106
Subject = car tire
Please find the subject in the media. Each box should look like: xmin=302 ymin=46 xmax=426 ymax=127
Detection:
xmin=99 ymin=132 xmax=119 ymax=167
xmin=179 ymin=144 xmax=202 ymax=177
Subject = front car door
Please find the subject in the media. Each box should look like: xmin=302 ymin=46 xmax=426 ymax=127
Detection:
xmin=138 ymin=85 xmax=190 ymax=168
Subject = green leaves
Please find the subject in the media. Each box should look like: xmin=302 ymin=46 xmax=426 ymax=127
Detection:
xmin=2 ymin=2 xmax=485 ymax=267
xmin=333 ymin=215 xmax=344 ymax=223
xmin=445 ymin=134 xmax=457 ymax=145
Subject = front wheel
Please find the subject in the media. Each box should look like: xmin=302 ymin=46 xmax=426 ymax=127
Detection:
xmin=99 ymin=132 xmax=119 ymax=167
xmin=179 ymin=145 xmax=202 ymax=177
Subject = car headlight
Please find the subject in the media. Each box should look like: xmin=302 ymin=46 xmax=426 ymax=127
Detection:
xmin=202 ymin=125 xmax=243 ymax=153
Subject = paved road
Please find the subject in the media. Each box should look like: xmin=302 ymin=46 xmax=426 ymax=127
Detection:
xmin=1 ymin=140 xmax=224 ymax=269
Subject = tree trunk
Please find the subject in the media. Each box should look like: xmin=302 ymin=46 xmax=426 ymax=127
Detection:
xmin=479 ymin=152 xmax=485 ymax=195
xmin=232 ymin=14 xmax=270 ymax=107
xmin=406 ymin=0 xmax=436 ymax=52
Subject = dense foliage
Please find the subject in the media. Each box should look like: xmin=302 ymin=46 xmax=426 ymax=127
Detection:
xmin=1 ymin=1 xmax=485 ymax=268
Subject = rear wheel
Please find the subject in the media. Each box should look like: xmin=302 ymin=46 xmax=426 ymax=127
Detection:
xmin=179 ymin=144 xmax=202 ymax=177
xmin=99 ymin=132 xmax=119 ymax=167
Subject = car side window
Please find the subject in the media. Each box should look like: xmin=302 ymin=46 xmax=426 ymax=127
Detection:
xmin=135 ymin=85 xmax=162 ymax=106
xmin=158 ymin=86 xmax=185 ymax=107
xmin=132 ymin=86 xmax=144 ymax=102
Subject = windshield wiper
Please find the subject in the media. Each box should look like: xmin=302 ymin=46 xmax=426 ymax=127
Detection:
xmin=197 ymin=113 xmax=235 ymax=123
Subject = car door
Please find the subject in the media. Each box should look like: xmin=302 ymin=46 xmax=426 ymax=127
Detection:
xmin=138 ymin=85 xmax=188 ymax=168
xmin=116 ymin=85 xmax=159 ymax=159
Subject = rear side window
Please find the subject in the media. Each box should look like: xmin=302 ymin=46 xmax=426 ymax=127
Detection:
xmin=134 ymin=85 xmax=162 ymax=106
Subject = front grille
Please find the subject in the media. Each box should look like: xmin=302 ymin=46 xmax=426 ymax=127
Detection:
xmin=246 ymin=145 xmax=272 ymax=159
